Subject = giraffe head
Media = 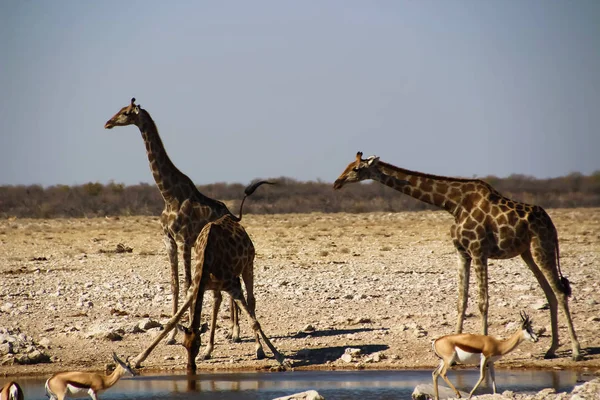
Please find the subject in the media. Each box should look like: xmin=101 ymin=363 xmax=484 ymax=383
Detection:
xmin=179 ymin=325 xmax=201 ymax=372
xmin=177 ymin=322 xmax=208 ymax=373
xmin=104 ymin=98 xmax=142 ymax=129
xmin=333 ymin=151 xmax=380 ymax=189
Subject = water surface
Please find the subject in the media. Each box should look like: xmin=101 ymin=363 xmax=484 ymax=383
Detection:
xmin=14 ymin=369 xmax=591 ymax=400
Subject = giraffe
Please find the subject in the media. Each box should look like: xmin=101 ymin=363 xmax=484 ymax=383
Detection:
xmin=104 ymin=98 xmax=243 ymax=348
xmin=131 ymin=181 xmax=287 ymax=372
xmin=333 ymin=151 xmax=582 ymax=361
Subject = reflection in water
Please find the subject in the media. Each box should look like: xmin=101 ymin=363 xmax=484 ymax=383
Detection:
xmin=10 ymin=369 xmax=592 ymax=400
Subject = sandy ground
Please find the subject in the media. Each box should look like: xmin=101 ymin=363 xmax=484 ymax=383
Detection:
xmin=0 ymin=209 xmax=599 ymax=379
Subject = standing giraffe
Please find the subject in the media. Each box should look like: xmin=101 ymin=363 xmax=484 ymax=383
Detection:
xmin=131 ymin=181 xmax=287 ymax=372
xmin=104 ymin=98 xmax=244 ymax=347
xmin=333 ymin=152 xmax=582 ymax=361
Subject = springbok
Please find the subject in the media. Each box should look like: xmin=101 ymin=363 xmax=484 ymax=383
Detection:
xmin=0 ymin=381 xmax=23 ymax=400
xmin=45 ymin=353 xmax=136 ymax=400
xmin=432 ymin=311 xmax=538 ymax=399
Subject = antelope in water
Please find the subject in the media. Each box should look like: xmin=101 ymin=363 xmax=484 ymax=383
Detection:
xmin=0 ymin=381 xmax=23 ymax=400
xmin=45 ymin=353 xmax=136 ymax=400
xmin=432 ymin=311 xmax=538 ymax=399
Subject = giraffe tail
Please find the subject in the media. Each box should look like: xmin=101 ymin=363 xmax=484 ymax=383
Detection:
xmin=555 ymin=230 xmax=572 ymax=297
xmin=233 ymin=180 xmax=275 ymax=222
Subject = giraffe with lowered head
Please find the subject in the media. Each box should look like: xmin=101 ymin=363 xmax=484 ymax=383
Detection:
xmin=333 ymin=151 xmax=582 ymax=361
xmin=131 ymin=181 xmax=287 ymax=372
xmin=104 ymin=98 xmax=245 ymax=350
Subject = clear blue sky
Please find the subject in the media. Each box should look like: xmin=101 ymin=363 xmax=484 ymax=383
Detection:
xmin=1 ymin=1 xmax=599 ymax=186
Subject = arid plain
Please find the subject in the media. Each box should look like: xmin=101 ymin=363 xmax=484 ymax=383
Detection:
xmin=0 ymin=208 xmax=599 ymax=378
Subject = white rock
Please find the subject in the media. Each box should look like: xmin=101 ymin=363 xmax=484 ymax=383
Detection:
xmin=272 ymin=390 xmax=325 ymax=400
xmin=345 ymin=348 xmax=361 ymax=356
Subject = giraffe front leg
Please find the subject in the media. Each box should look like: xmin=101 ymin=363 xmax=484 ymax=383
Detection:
xmin=473 ymin=257 xmax=489 ymax=335
xmin=228 ymin=284 xmax=284 ymax=366
xmin=182 ymin=241 xmax=193 ymax=293
xmin=164 ymin=234 xmax=179 ymax=345
xmin=455 ymin=250 xmax=472 ymax=334
xmin=201 ymin=290 xmax=222 ymax=361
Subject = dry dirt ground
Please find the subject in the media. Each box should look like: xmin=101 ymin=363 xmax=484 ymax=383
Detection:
xmin=1 ymin=209 xmax=599 ymax=379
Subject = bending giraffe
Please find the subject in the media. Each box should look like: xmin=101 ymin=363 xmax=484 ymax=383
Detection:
xmin=105 ymin=98 xmax=244 ymax=348
xmin=131 ymin=181 xmax=288 ymax=372
xmin=333 ymin=151 xmax=581 ymax=361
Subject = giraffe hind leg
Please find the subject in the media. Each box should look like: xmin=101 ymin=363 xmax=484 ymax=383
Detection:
xmin=521 ymin=249 xmax=560 ymax=358
xmin=241 ymin=261 xmax=264 ymax=359
xmin=228 ymin=282 xmax=282 ymax=365
xmin=529 ymin=242 xmax=582 ymax=361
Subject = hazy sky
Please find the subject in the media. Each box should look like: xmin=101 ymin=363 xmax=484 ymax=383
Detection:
xmin=1 ymin=1 xmax=599 ymax=187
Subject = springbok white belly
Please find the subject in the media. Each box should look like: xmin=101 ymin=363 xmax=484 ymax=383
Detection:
xmin=454 ymin=347 xmax=482 ymax=365
xmin=65 ymin=385 xmax=95 ymax=398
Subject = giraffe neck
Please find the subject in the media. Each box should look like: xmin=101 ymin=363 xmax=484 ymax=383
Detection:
xmin=137 ymin=110 xmax=198 ymax=203
xmin=370 ymin=161 xmax=482 ymax=215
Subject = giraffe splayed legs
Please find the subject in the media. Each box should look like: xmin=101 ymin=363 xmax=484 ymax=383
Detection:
xmin=130 ymin=181 xmax=286 ymax=371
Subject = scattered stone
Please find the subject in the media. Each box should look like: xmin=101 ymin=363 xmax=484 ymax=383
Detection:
xmin=372 ymin=352 xmax=385 ymax=362
xmin=38 ymin=337 xmax=51 ymax=349
xmin=339 ymin=353 xmax=353 ymax=363
xmin=532 ymin=300 xmax=549 ymax=310
xmin=345 ymin=348 xmax=361 ymax=356
xmin=350 ymin=317 xmax=372 ymax=325
xmin=301 ymin=324 xmax=316 ymax=332
xmin=412 ymin=383 xmax=468 ymax=400
xmin=273 ymin=389 xmax=325 ymax=400
xmin=0 ymin=343 xmax=12 ymax=355
xmin=0 ymin=327 xmax=50 ymax=365
xmin=138 ymin=318 xmax=162 ymax=331
xmin=104 ymin=330 xmax=124 ymax=341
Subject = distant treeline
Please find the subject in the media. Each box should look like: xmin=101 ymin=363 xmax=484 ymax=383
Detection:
xmin=1 ymin=172 xmax=599 ymax=218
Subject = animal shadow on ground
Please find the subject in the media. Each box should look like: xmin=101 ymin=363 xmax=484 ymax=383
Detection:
xmin=285 ymin=327 xmax=389 ymax=367
xmin=289 ymin=344 xmax=389 ymax=367
xmin=289 ymin=327 xmax=384 ymax=340
xmin=581 ymin=346 xmax=600 ymax=358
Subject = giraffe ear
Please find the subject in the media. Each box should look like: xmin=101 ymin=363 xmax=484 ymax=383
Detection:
xmin=366 ymin=156 xmax=380 ymax=166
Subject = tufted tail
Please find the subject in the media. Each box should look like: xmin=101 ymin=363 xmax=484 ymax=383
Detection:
xmin=555 ymin=231 xmax=572 ymax=297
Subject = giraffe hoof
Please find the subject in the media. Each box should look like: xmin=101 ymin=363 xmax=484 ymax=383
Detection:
xmin=256 ymin=348 xmax=266 ymax=360
xmin=166 ymin=338 xmax=177 ymax=346
xmin=200 ymin=353 xmax=212 ymax=361
xmin=572 ymin=354 xmax=584 ymax=362
xmin=543 ymin=352 xmax=557 ymax=360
